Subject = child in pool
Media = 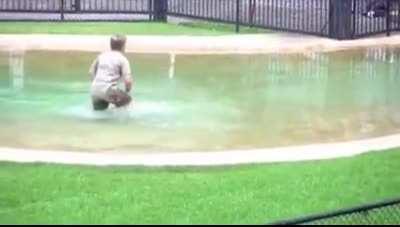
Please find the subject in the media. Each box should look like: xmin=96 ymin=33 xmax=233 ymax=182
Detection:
xmin=89 ymin=34 xmax=133 ymax=111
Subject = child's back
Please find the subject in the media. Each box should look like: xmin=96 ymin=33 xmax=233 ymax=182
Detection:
xmin=89 ymin=35 xmax=133 ymax=111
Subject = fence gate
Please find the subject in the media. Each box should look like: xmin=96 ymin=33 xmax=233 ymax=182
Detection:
xmin=351 ymin=0 xmax=400 ymax=38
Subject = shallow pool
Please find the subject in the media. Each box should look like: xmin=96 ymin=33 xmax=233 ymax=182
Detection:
xmin=0 ymin=47 xmax=400 ymax=153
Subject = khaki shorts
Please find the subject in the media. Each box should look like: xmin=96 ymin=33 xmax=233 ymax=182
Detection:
xmin=92 ymin=86 xmax=132 ymax=111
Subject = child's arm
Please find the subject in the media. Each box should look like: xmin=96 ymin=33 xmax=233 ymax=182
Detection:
xmin=89 ymin=58 xmax=99 ymax=81
xmin=125 ymin=76 xmax=133 ymax=93
xmin=121 ymin=58 xmax=133 ymax=92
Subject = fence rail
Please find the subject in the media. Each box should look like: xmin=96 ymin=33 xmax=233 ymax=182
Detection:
xmin=270 ymin=197 xmax=400 ymax=225
xmin=0 ymin=0 xmax=399 ymax=39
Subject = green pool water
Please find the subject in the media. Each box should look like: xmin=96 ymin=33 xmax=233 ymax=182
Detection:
xmin=0 ymin=47 xmax=399 ymax=153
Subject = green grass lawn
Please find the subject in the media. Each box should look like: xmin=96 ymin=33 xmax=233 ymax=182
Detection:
xmin=0 ymin=21 xmax=271 ymax=35
xmin=0 ymin=148 xmax=399 ymax=224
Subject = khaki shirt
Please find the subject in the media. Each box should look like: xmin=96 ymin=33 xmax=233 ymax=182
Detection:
xmin=90 ymin=51 xmax=132 ymax=99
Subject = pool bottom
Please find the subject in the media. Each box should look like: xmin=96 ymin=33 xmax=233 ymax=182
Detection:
xmin=1 ymin=49 xmax=400 ymax=153
xmin=1 ymin=101 xmax=400 ymax=154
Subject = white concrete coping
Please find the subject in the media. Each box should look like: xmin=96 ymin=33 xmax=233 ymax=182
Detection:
xmin=0 ymin=33 xmax=400 ymax=54
xmin=0 ymin=133 xmax=399 ymax=166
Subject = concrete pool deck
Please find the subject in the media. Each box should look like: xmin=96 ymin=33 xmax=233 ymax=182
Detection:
xmin=1 ymin=32 xmax=400 ymax=166
xmin=0 ymin=32 xmax=400 ymax=54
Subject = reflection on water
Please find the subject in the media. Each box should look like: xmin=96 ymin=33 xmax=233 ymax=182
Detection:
xmin=0 ymin=47 xmax=399 ymax=152
xmin=9 ymin=50 xmax=24 ymax=91
xmin=62 ymin=100 xmax=176 ymax=121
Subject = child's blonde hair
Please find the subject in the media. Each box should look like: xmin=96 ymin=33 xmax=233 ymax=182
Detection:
xmin=110 ymin=34 xmax=127 ymax=51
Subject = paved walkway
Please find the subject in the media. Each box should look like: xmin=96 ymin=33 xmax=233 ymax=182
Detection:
xmin=1 ymin=33 xmax=400 ymax=54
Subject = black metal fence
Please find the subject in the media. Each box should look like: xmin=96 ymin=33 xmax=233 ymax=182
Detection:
xmin=167 ymin=0 xmax=400 ymax=39
xmin=168 ymin=0 xmax=331 ymax=36
xmin=270 ymin=197 xmax=400 ymax=225
xmin=0 ymin=0 xmax=400 ymax=39
xmin=0 ymin=0 xmax=157 ymax=21
xmin=352 ymin=0 xmax=400 ymax=38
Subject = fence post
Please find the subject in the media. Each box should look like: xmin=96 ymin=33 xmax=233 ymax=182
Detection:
xmin=74 ymin=0 xmax=81 ymax=12
xmin=153 ymin=0 xmax=168 ymax=22
xmin=149 ymin=0 xmax=154 ymax=21
xmin=352 ymin=0 xmax=356 ymax=38
xmin=328 ymin=0 xmax=353 ymax=39
xmin=60 ymin=0 xmax=65 ymax=21
xmin=236 ymin=0 xmax=240 ymax=33
xmin=386 ymin=0 xmax=391 ymax=36
xmin=249 ymin=0 xmax=255 ymax=27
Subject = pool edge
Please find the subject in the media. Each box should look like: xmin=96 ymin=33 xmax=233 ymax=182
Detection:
xmin=2 ymin=33 xmax=400 ymax=166
xmin=1 ymin=33 xmax=400 ymax=54
xmin=0 ymin=133 xmax=399 ymax=166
